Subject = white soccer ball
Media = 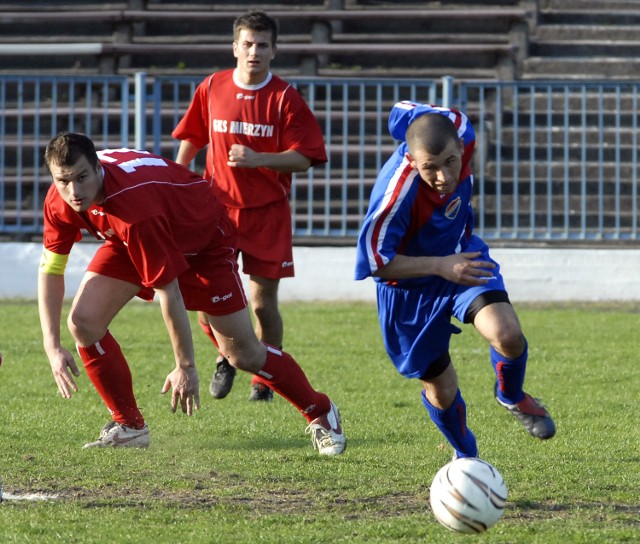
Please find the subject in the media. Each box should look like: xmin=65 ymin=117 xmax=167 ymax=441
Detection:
xmin=429 ymin=457 xmax=507 ymax=534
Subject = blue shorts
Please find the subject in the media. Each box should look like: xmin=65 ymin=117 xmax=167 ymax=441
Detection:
xmin=376 ymin=242 xmax=506 ymax=379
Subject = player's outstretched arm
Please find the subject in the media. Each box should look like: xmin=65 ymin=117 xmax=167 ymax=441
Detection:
xmin=156 ymin=279 xmax=200 ymax=416
xmin=375 ymin=252 xmax=496 ymax=286
xmin=38 ymin=271 xmax=80 ymax=398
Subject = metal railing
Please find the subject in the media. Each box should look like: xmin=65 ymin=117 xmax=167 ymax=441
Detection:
xmin=0 ymin=74 xmax=638 ymax=242
xmin=0 ymin=75 xmax=131 ymax=235
xmin=147 ymin=76 xmax=438 ymax=238
xmin=457 ymin=79 xmax=639 ymax=241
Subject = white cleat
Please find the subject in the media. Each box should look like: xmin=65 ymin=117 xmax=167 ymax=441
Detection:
xmin=305 ymin=401 xmax=346 ymax=456
xmin=83 ymin=420 xmax=150 ymax=449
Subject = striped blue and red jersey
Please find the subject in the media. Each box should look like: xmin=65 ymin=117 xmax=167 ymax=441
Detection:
xmin=354 ymin=101 xmax=476 ymax=287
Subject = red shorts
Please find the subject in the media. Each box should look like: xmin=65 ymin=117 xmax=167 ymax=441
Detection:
xmin=86 ymin=216 xmax=248 ymax=316
xmin=226 ymin=198 xmax=294 ymax=280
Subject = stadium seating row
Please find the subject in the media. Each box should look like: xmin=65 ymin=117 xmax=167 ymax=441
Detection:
xmin=0 ymin=7 xmax=530 ymax=79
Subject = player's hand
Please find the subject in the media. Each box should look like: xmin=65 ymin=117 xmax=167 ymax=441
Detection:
xmin=46 ymin=347 xmax=80 ymax=399
xmin=161 ymin=366 xmax=200 ymax=416
xmin=227 ymin=144 xmax=259 ymax=168
xmin=440 ymin=252 xmax=496 ymax=286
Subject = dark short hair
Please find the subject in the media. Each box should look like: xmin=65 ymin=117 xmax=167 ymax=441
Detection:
xmin=44 ymin=132 xmax=99 ymax=171
xmin=233 ymin=10 xmax=279 ymax=46
xmin=406 ymin=113 xmax=460 ymax=156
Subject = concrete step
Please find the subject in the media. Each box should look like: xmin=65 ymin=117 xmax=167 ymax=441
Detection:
xmin=505 ymin=92 xmax=640 ymax=112
xmin=499 ymin=112 xmax=638 ymax=128
xmin=541 ymin=0 xmax=640 ymax=9
xmin=487 ymin=144 xmax=638 ymax=163
xmin=479 ymin=195 xmax=637 ymax=217
xmin=0 ymin=2 xmax=127 ymax=8
xmin=361 ymin=0 xmax=522 ymax=6
xmin=485 ymin=160 xmax=636 ymax=179
xmin=535 ymin=24 xmax=640 ymax=41
xmin=331 ymin=32 xmax=510 ymax=44
xmin=522 ymin=57 xmax=640 ymax=79
xmin=499 ymin=127 xmax=639 ymax=147
xmin=531 ymin=41 xmax=640 ymax=57
xmin=315 ymin=66 xmax=502 ymax=80
xmin=539 ymin=9 xmax=640 ymax=25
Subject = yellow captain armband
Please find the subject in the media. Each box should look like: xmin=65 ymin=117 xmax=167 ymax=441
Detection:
xmin=39 ymin=248 xmax=69 ymax=275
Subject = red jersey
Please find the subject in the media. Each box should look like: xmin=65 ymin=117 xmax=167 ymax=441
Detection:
xmin=172 ymin=69 xmax=327 ymax=209
xmin=43 ymin=148 xmax=227 ymax=288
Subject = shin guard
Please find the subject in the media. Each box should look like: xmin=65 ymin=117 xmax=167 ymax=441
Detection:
xmin=422 ymin=389 xmax=477 ymax=458
xmin=77 ymin=331 xmax=145 ymax=429
xmin=254 ymin=346 xmax=330 ymax=422
xmin=492 ymin=340 xmax=528 ymax=405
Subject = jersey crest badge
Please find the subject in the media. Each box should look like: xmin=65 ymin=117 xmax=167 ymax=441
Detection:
xmin=445 ymin=196 xmax=462 ymax=220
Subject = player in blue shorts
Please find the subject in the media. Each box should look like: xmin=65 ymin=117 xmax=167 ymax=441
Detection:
xmin=355 ymin=101 xmax=555 ymax=459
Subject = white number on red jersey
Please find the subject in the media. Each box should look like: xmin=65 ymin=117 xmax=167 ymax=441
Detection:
xmin=98 ymin=148 xmax=168 ymax=173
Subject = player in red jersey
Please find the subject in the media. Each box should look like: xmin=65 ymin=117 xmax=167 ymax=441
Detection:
xmin=38 ymin=132 xmax=345 ymax=455
xmin=172 ymin=10 xmax=327 ymax=402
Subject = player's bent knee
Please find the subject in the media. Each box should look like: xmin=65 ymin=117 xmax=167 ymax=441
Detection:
xmin=223 ymin=343 xmax=268 ymax=373
xmin=492 ymin=331 xmax=526 ymax=359
xmin=423 ymin=380 xmax=459 ymax=410
xmin=67 ymin=311 xmax=104 ymax=345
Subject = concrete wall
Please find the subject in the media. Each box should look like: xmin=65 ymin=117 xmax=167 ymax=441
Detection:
xmin=1 ymin=242 xmax=639 ymax=302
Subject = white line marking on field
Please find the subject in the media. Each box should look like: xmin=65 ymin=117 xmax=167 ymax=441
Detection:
xmin=2 ymin=492 xmax=59 ymax=501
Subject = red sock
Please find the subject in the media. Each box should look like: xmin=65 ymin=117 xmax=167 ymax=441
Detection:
xmin=251 ymin=344 xmax=282 ymax=387
xmin=198 ymin=317 xmax=220 ymax=350
xmin=254 ymin=346 xmax=330 ymax=422
xmin=76 ymin=331 xmax=145 ymax=429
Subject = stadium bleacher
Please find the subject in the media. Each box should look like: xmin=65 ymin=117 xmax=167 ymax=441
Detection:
xmin=0 ymin=2 xmax=528 ymax=79
xmin=1 ymin=0 xmax=639 ymax=243
xmin=2 ymin=1 xmax=640 ymax=79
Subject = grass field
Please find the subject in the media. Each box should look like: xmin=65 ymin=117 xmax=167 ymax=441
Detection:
xmin=0 ymin=299 xmax=638 ymax=543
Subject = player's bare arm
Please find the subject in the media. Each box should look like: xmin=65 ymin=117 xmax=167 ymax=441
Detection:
xmin=156 ymin=279 xmax=200 ymax=416
xmin=374 ymin=252 xmax=495 ymax=286
xmin=175 ymin=140 xmax=201 ymax=167
xmin=38 ymin=271 xmax=80 ymax=398
xmin=227 ymin=144 xmax=312 ymax=172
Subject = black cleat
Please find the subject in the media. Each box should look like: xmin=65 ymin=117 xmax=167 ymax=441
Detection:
xmin=248 ymin=383 xmax=274 ymax=402
xmin=209 ymin=357 xmax=236 ymax=399
xmin=495 ymin=384 xmax=556 ymax=439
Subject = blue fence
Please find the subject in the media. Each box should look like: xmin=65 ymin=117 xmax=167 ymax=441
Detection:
xmin=0 ymin=75 xmax=131 ymax=235
xmin=458 ymin=80 xmax=639 ymax=241
xmin=1 ymin=74 xmax=638 ymax=242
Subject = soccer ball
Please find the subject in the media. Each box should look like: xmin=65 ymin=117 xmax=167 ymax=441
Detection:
xmin=429 ymin=457 xmax=507 ymax=534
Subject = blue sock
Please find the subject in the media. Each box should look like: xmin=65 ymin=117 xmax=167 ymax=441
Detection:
xmin=491 ymin=340 xmax=528 ymax=405
xmin=422 ymin=389 xmax=477 ymax=458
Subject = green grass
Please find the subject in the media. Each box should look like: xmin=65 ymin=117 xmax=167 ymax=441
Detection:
xmin=0 ymin=299 xmax=639 ymax=543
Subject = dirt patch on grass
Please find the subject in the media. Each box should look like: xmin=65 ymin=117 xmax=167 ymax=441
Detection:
xmin=16 ymin=484 xmax=431 ymax=518
xmin=13 ymin=484 xmax=639 ymax=525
